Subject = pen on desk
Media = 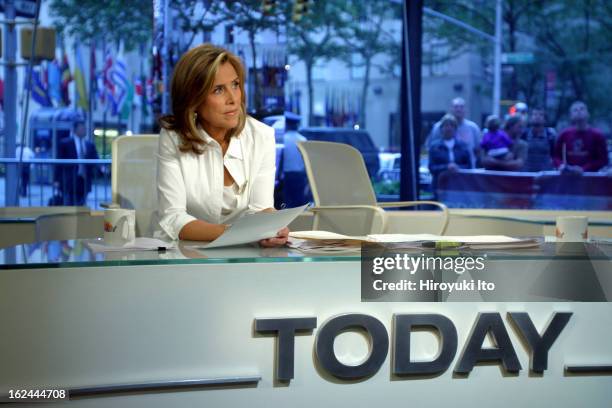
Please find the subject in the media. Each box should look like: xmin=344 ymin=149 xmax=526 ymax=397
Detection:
xmin=421 ymin=241 xmax=464 ymax=249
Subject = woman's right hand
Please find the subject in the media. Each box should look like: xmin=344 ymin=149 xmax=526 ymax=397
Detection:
xmin=259 ymin=227 xmax=289 ymax=248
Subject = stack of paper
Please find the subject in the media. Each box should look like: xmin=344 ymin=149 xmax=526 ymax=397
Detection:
xmin=287 ymin=238 xmax=361 ymax=254
xmin=368 ymin=234 xmax=540 ymax=249
xmin=288 ymin=231 xmax=540 ymax=250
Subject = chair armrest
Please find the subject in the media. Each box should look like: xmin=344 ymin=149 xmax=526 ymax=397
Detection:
xmin=309 ymin=204 xmax=384 ymax=213
xmin=376 ymin=200 xmax=449 ymax=235
xmin=100 ymin=202 xmax=120 ymax=209
xmin=308 ymin=205 xmax=387 ymax=234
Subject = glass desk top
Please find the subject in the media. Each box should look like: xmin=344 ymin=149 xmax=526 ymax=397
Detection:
xmin=1 ymin=238 xmax=611 ymax=269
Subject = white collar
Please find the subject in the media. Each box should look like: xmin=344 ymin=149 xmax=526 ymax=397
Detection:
xmin=198 ymin=126 xmax=243 ymax=160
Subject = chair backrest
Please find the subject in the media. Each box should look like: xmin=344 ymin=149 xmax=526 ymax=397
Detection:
xmin=35 ymin=212 xmax=103 ymax=242
xmin=297 ymin=141 xmax=385 ymax=235
xmin=111 ymin=134 xmax=159 ymax=237
xmin=297 ymin=141 xmax=377 ymax=206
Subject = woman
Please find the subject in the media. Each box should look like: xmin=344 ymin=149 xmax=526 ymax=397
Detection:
xmin=428 ymin=114 xmax=472 ymax=198
xmin=155 ymin=44 xmax=288 ymax=246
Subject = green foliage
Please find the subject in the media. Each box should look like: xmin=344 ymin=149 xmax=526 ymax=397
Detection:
xmin=373 ymin=180 xmax=400 ymax=195
xmin=425 ymin=0 xmax=612 ymax=126
xmin=49 ymin=0 xmax=152 ymax=50
xmin=283 ymin=0 xmax=347 ymax=124
xmin=335 ymin=0 xmax=402 ymax=126
xmin=170 ymin=1 xmax=221 ymax=53
xmin=285 ymin=0 xmax=347 ymax=66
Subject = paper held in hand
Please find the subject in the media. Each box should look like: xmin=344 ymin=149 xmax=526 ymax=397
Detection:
xmin=194 ymin=204 xmax=309 ymax=249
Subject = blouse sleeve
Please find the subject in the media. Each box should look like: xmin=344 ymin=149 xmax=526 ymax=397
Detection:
xmin=156 ymin=130 xmax=197 ymax=240
xmin=247 ymin=124 xmax=276 ymax=212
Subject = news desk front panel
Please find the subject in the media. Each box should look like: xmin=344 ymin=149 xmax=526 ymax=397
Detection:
xmin=1 ymin=242 xmax=611 ymax=407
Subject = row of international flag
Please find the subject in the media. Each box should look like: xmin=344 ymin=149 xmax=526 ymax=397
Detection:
xmin=324 ymin=88 xmax=362 ymax=127
xmin=28 ymin=46 xmax=152 ymax=121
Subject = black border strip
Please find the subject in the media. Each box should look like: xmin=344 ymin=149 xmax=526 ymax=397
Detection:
xmin=565 ymin=365 xmax=612 ymax=374
xmin=0 ymin=376 xmax=261 ymax=402
xmin=69 ymin=376 xmax=261 ymax=398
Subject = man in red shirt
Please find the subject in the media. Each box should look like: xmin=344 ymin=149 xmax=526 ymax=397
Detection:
xmin=553 ymin=101 xmax=609 ymax=173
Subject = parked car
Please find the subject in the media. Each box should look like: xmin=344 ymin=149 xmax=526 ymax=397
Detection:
xmin=377 ymin=152 xmax=432 ymax=192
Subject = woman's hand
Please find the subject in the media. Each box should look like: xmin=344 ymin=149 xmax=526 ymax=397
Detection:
xmin=259 ymin=227 xmax=289 ymax=247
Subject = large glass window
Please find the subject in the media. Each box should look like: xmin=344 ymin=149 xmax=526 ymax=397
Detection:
xmin=1 ymin=1 xmax=609 ymax=211
xmin=422 ymin=0 xmax=612 ymax=210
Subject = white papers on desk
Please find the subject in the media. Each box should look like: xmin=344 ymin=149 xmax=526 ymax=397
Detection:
xmin=368 ymin=234 xmax=525 ymax=244
xmin=194 ymin=204 xmax=308 ymax=249
xmin=288 ymin=238 xmax=361 ymax=254
xmin=369 ymin=234 xmax=539 ymax=249
xmin=289 ymin=231 xmax=540 ymax=250
xmin=86 ymin=237 xmax=176 ymax=252
xmin=289 ymin=230 xmax=368 ymax=242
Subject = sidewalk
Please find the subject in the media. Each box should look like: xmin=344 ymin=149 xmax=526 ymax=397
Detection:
xmin=0 ymin=178 xmax=111 ymax=209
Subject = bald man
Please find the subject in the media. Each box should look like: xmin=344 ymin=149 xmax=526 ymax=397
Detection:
xmin=427 ymin=97 xmax=481 ymax=167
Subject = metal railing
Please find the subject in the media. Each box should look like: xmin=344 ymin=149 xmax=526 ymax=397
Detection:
xmin=0 ymin=158 xmax=112 ymax=208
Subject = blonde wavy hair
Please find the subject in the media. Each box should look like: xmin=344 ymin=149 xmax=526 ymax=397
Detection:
xmin=159 ymin=44 xmax=247 ymax=154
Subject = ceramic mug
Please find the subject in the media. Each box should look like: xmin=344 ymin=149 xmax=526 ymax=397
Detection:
xmin=104 ymin=208 xmax=136 ymax=246
xmin=555 ymin=216 xmax=588 ymax=242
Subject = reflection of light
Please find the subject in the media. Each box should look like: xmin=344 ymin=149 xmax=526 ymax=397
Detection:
xmin=353 ymin=124 xmax=360 ymax=130
xmin=284 ymin=64 xmax=291 ymax=71
xmin=126 ymin=130 xmax=133 ymax=136
xmin=93 ymin=129 xmax=119 ymax=137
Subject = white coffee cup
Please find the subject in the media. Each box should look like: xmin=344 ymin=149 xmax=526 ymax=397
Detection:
xmin=555 ymin=216 xmax=588 ymax=242
xmin=104 ymin=208 xmax=136 ymax=246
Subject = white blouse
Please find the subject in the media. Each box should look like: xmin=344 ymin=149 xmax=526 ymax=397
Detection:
xmin=154 ymin=116 xmax=276 ymax=240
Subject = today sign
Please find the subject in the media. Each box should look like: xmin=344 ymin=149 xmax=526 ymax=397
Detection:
xmin=255 ymin=312 xmax=573 ymax=381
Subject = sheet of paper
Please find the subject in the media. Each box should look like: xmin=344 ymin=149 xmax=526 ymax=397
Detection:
xmin=367 ymin=234 xmax=526 ymax=244
xmin=195 ymin=204 xmax=308 ymax=249
xmin=289 ymin=230 xmax=368 ymax=241
xmin=86 ymin=237 xmax=176 ymax=252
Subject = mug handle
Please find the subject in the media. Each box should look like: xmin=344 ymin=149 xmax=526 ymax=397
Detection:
xmin=117 ymin=216 xmax=129 ymax=240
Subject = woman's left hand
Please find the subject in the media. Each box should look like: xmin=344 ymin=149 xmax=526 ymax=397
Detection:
xmin=259 ymin=227 xmax=289 ymax=247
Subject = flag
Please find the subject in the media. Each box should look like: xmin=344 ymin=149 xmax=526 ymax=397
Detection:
xmin=74 ymin=47 xmax=88 ymax=110
xmin=120 ymin=80 xmax=134 ymax=121
xmin=96 ymin=48 xmax=116 ymax=112
xmin=134 ymin=76 xmax=149 ymax=118
xmin=110 ymin=59 xmax=133 ymax=117
xmin=60 ymin=52 xmax=72 ymax=106
xmin=48 ymin=60 xmax=62 ymax=106
xmin=90 ymin=42 xmax=97 ymax=110
xmin=29 ymin=69 xmax=52 ymax=107
xmin=109 ymin=57 xmax=131 ymax=118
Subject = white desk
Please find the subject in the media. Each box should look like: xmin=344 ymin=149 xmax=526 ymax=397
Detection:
xmin=1 ymin=240 xmax=611 ymax=407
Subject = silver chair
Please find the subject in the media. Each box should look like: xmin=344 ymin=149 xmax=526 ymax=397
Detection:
xmin=106 ymin=134 xmax=159 ymax=237
xmin=297 ymin=141 xmax=449 ymax=236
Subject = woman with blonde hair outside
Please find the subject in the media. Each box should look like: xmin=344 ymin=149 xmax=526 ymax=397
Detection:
xmin=154 ymin=43 xmax=288 ymax=246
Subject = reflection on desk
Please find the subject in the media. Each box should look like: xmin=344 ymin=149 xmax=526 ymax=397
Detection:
xmin=1 ymin=238 xmax=611 ymax=270
xmin=0 ymin=239 xmax=361 ymax=269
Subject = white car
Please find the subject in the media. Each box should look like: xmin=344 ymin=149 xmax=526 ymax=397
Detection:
xmin=377 ymin=152 xmax=432 ymax=188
